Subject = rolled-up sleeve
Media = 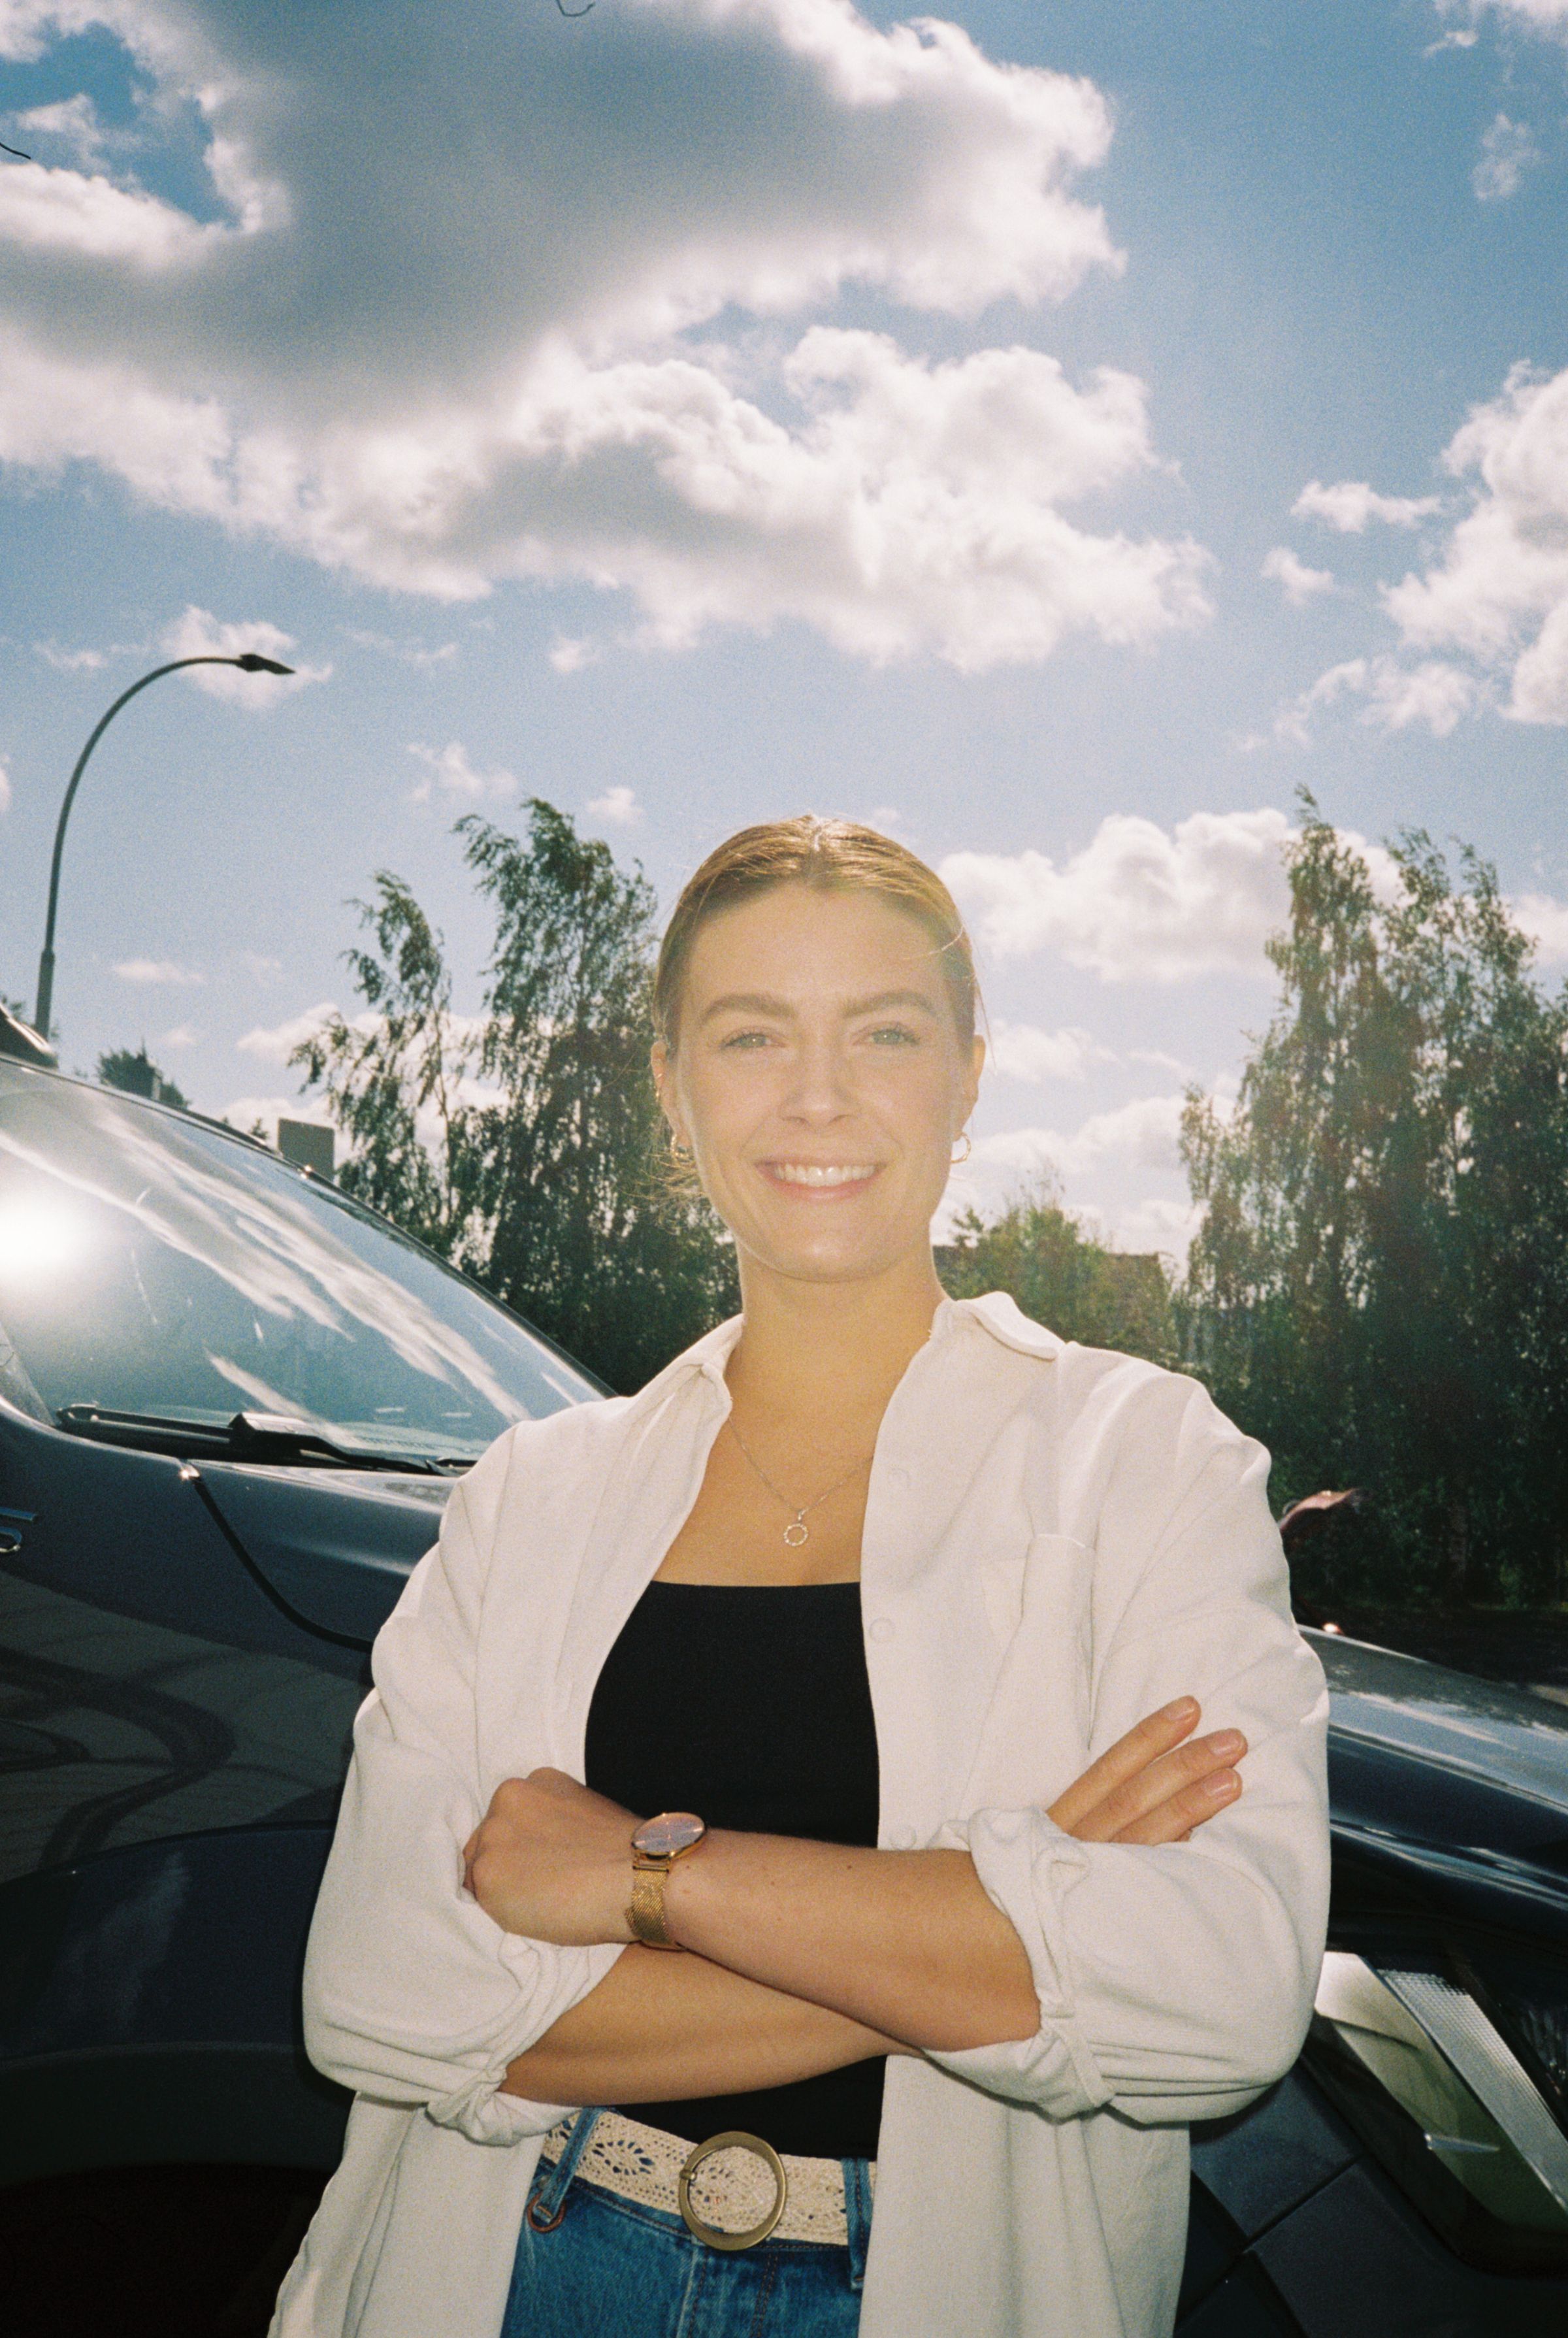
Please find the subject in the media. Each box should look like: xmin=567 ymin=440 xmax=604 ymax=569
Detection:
xmin=301 ymin=1430 xmax=623 ymax=2144
xmin=928 ymin=1375 xmax=1330 ymax=2128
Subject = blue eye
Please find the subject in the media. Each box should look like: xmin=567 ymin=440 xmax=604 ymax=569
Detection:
xmin=868 ymin=1025 xmax=918 ymax=1046
xmin=719 ymin=1030 xmax=774 ymax=1049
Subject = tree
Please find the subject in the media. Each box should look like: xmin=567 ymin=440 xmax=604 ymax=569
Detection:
xmin=295 ymin=800 xmax=738 ymax=1394
xmin=293 ymin=874 xmax=474 ymax=1259
xmin=97 ymin=1045 xmax=189 ymax=1111
xmin=1181 ymin=800 xmax=1568 ymax=1611
xmin=941 ymin=1179 xmax=1177 ymax=1366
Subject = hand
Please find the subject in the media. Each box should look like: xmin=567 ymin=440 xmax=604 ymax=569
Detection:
xmin=463 ymin=1768 xmax=640 ymax=1945
xmin=1048 ymin=1698 xmax=1246 ymax=1846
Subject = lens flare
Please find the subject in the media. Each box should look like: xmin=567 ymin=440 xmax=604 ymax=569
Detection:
xmin=0 ymin=1194 xmax=91 ymax=1283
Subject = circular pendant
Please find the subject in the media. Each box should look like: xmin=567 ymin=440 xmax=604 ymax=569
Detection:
xmin=783 ymin=1520 xmax=809 ymax=1547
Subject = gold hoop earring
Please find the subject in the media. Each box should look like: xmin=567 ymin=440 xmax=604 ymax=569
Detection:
xmin=951 ymin=1131 xmax=972 ymax=1166
xmin=669 ymin=1128 xmax=691 ymax=1159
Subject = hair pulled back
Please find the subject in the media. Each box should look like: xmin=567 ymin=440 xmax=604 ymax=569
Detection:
xmin=653 ymin=815 xmax=979 ymax=1052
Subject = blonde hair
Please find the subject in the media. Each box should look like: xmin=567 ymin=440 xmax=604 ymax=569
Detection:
xmin=653 ymin=815 xmax=979 ymax=1051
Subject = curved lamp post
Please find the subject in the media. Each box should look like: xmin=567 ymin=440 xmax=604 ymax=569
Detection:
xmin=33 ymin=651 xmax=296 ymax=1040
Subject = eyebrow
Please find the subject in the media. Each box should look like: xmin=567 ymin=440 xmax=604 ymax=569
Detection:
xmin=698 ymin=988 xmax=941 ymax=1027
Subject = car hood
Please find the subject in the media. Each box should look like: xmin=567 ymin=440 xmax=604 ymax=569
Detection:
xmin=1310 ymin=1626 xmax=1568 ymax=1937
xmin=1310 ymin=1628 xmax=1568 ymax=1819
xmin=197 ymin=1462 xmax=455 ymax=1645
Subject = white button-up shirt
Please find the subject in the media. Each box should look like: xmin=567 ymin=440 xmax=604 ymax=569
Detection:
xmin=273 ymin=1294 xmax=1329 ymax=2338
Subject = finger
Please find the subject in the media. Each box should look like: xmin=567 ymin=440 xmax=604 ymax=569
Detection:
xmin=1111 ymin=1766 xmax=1243 ymax=1847
xmin=1048 ymin=1698 xmax=1201 ymax=1834
xmin=1073 ymin=1730 xmax=1247 ymax=1843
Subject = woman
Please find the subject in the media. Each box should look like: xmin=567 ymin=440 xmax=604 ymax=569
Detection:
xmin=274 ymin=817 xmax=1329 ymax=2338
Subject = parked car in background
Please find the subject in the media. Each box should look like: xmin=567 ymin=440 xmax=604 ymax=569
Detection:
xmin=2 ymin=1040 xmax=1566 ymax=2337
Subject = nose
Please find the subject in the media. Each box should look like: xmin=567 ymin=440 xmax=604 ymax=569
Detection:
xmin=781 ymin=1032 xmax=856 ymax=1127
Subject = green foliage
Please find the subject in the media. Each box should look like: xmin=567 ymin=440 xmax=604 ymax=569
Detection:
xmin=1181 ymin=798 xmax=1568 ymax=1611
xmin=295 ymin=801 xmax=738 ymax=1394
xmin=97 ymin=1045 xmax=189 ymax=1111
xmin=941 ymin=1180 xmax=1177 ymax=1366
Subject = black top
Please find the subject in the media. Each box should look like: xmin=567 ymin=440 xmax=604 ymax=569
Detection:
xmin=583 ymin=1579 xmax=885 ymax=2162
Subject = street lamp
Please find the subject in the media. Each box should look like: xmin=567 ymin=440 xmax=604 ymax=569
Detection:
xmin=32 ymin=651 xmax=297 ymax=1040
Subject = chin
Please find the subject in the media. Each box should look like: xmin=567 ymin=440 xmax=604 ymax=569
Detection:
xmin=745 ymin=1215 xmax=935 ymax=1287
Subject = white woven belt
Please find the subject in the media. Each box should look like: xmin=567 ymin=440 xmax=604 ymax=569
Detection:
xmin=539 ymin=2109 xmax=874 ymax=2251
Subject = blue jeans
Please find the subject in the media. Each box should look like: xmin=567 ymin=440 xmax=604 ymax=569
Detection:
xmin=502 ymin=2111 xmax=870 ymax=2338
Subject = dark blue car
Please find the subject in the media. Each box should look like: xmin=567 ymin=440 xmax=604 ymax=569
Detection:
xmin=2 ymin=1047 xmax=1566 ymax=2337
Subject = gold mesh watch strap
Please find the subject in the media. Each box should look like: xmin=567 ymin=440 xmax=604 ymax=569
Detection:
xmin=629 ymin=1860 xmax=680 ymax=1949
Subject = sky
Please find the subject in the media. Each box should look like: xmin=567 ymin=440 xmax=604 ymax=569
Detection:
xmin=3 ymin=0 xmax=1568 ymax=1259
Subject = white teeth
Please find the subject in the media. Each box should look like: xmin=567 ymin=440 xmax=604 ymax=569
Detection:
xmin=770 ymin=1162 xmax=877 ymax=1186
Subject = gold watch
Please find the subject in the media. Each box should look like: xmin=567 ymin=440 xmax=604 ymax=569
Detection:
xmin=628 ymin=1811 xmax=707 ymax=1949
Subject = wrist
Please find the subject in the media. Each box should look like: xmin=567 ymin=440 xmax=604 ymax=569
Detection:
xmin=627 ymin=1811 xmax=710 ymax=1949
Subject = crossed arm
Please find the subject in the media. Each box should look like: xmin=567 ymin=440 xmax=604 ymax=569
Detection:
xmin=487 ymin=1697 xmax=1247 ymax=2107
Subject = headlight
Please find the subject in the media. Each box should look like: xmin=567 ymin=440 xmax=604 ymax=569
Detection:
xmin=1307 ymin=1950 xmax=1568 ymax=2275
xmin=1461 ymin=1942 xmax=1568 ymax=2135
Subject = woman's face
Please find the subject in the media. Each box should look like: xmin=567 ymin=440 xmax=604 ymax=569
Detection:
xmin=653 ymin=884 xmax=983 ymax=1287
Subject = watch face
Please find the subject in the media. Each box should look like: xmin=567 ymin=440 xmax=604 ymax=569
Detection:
xmin=632 ymin=1811 xmax=706 ymax=1858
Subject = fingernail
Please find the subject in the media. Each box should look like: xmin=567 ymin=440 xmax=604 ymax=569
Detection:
xmin=1160 ymin=1697 xmax=1198 ymax=1721
xmin=1209 ymin=1730 xmax=1245 ymax=1758
xmin=1204 ymin=1771 xmax=1241 ymax=1798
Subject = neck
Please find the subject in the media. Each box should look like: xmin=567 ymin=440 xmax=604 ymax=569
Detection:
xmin=726 ymin=1243 xmax=946 ymax=1424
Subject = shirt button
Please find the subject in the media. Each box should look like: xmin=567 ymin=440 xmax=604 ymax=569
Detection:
xmin=868 ymin=1617 xmax=895 ymax=1644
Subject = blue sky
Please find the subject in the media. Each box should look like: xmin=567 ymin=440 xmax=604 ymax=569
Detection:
xmin=3 ymin=0 xmax=1567 ymax=1255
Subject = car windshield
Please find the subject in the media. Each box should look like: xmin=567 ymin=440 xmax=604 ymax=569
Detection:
xmin=0 ymin=1064 xmax=598 ymax=1461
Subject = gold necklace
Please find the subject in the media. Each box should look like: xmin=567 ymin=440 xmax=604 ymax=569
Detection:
xmin=725 ymin=1415 xmax=872 ymax=1548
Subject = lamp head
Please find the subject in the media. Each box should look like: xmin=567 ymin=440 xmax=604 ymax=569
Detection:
xmin=234 ymin=652 xmax=295 ymax=677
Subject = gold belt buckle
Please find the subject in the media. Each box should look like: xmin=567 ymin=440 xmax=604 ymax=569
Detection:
xmin=678 ymin=2130 xmax=788 ymax=2252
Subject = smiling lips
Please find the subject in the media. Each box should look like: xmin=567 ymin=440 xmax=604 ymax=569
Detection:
xmin=762 ymin=1160 xmax=881 ymax=1196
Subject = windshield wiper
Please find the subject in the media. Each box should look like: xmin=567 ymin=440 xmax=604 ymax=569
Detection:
xmin=56 ymin=1403 xmax=470 ymax=1475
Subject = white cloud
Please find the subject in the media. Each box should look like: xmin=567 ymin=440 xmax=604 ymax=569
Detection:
xmin=549 ymin=635 xmax=602 ymax=676
xmin=944 ymin=808 xmax=1297 ymax=982
xmin=344 ymin=628 xmax=457 ymax=670
xmin=1292 ymin=479 xmax=1441 ymax=533
xmin=1262 ymin=546 xmax=1334 ymax=606
xmin=236 ymin=1000 xmax=339 ymax=1062
xmin=0 ymin=753 xmax=10 ymax=814
xmin=1075 ymin=1192 xmax=1202 ymax=1261
xmin=1379 ymin=363 xmax=1568 ymax=723
xmin=238 ymin=950 xmax=283 ymax=980
xmin=585 ymin=785 xmax=642 ymax=828
xmin=159 ymin=1020 xmax=199 ymax=1047
xmin=1460 ymin=1 xmax=1568 ymax=32
xmin=939 ymin=1091 xmax=1188 ymax=1243
xmin=1273 ymin=653 xmax=1478 ymax=742
xmin=33 ymin=636 xmax=107 ymax=670
xmin=408 ymin=739 xmax=515 ymax=804
xmin=987 ymin=1019 xmax=1113 ymax=1082
xmin=1513 ymin=891 xmax=1568 ymax=959
xmin=13 ymin=93 xmax=105 ymax=168
xmin=112 ymin=957 xmax=203 ymax=984
xmin=162 ymin=606 xmax=330 ymax=704
xmin=1472 ymin=112 xmax=1539 ymax=203
xmin=0 ymin=0 xmax=1209 ymax=670
xmin=947 ymin=806 xmax=1413 ymax=978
